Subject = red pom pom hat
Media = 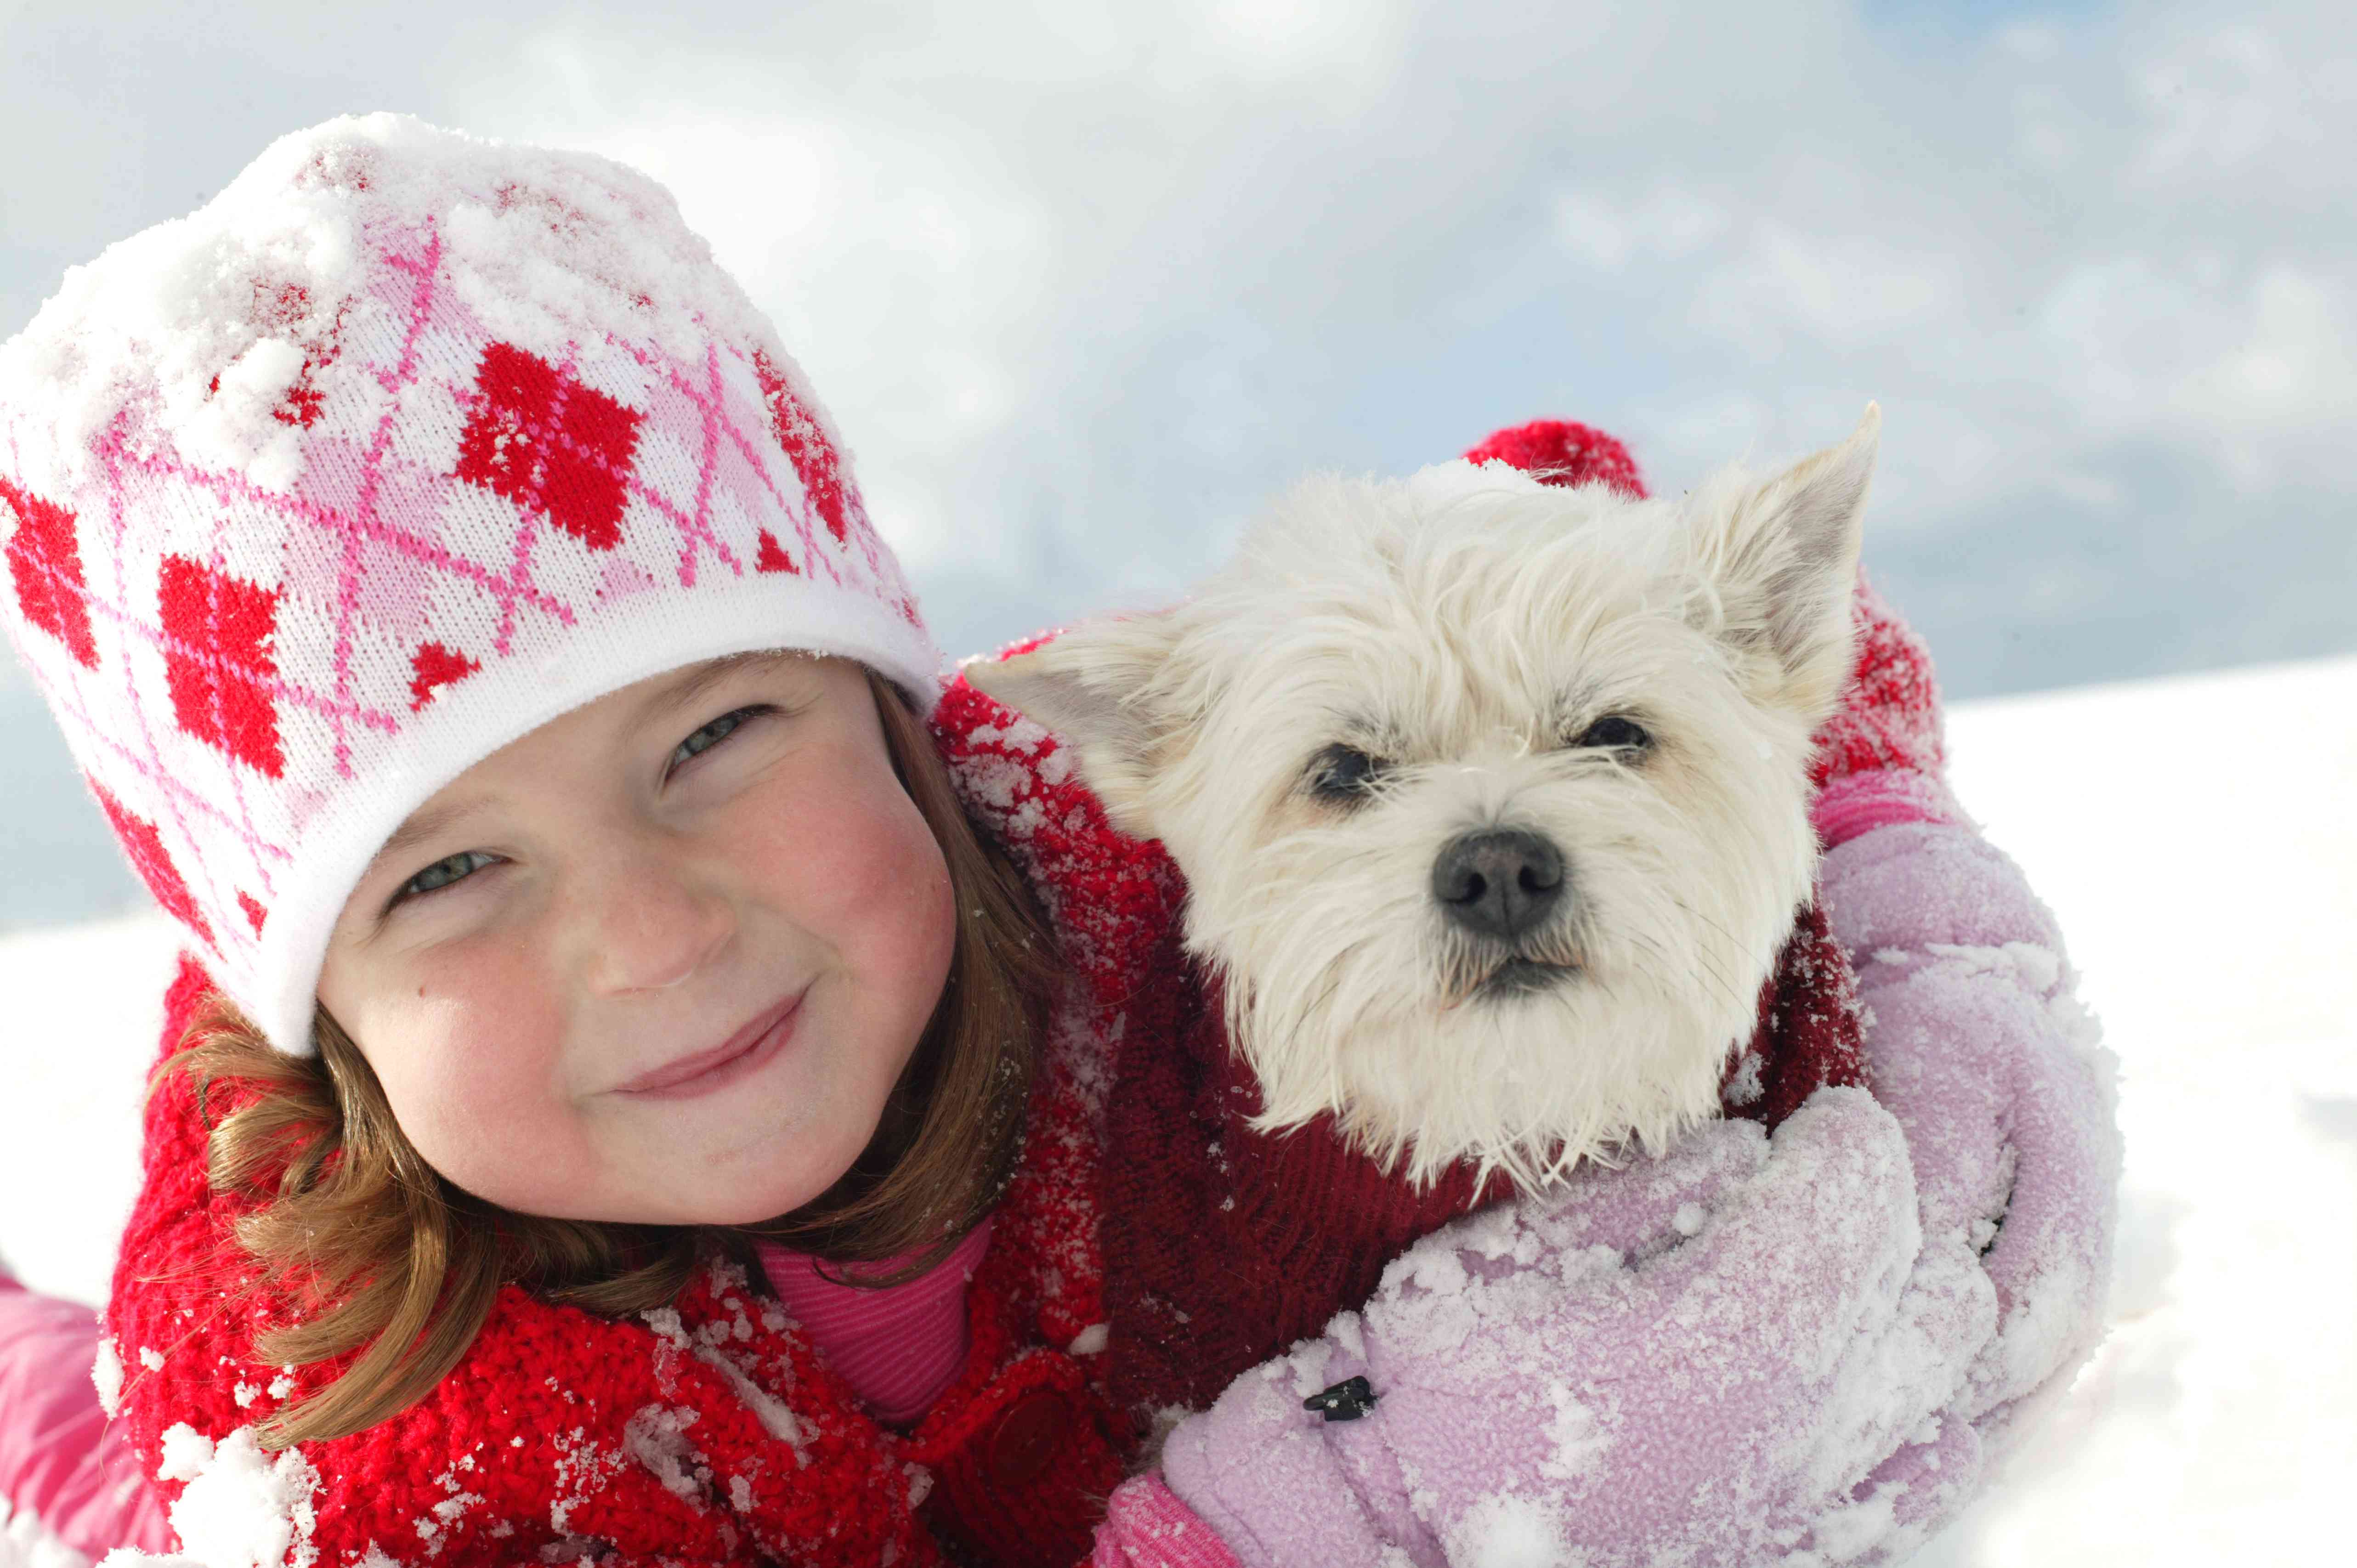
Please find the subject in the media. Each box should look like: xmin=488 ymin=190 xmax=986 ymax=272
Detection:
xmin=0 ymin=115 xmax=940 ymax=1055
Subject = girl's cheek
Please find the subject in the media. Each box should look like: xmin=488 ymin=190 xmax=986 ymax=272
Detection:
xmin=825 ymin=776 xmax=955 ymax=969
xmin=746 ymin=742 xmax=945 ymax=929
xmin=366 ymin=954 xmax=579 ymax=1202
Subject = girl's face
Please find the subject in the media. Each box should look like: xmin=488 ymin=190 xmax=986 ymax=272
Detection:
xmin=316 ymin=654 xmax=957 ymax=1227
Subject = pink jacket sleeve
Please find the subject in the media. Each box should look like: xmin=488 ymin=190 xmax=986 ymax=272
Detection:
xmin=0 ymin=1277 xmax=175 ymax=1560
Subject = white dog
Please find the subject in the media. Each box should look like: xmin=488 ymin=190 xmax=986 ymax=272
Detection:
xmin=966 ymin=408 xmax=1879 ymax=1190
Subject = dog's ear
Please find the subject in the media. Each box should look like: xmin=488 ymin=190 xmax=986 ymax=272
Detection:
xmin=1684 ymin=403 xmax=1878 ymax=717
xmin=960 ymin=613 xmax=1185 ymax=839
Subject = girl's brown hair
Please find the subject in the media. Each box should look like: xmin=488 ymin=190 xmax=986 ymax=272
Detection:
xmin=163 ymin=666 xmax=1060 ymax=1450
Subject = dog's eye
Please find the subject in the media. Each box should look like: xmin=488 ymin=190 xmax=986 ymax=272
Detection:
xmin=1573 ymin=715 xmax=1651 ymax=752
xmin=1307 ymin=743 xmax=1386 ymax=803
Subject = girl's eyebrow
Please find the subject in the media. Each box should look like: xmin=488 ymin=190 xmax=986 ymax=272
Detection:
xmin=367 ymin=797 xmax=491 ymax=879
xmin=644 ymin=650 xmax=798 ymax=722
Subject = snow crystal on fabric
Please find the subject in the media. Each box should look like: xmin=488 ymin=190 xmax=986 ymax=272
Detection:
xmin=1447 ymin=1492 xmax=1580 ymax=1568
xmin=141 ymin=1428 xmax=319 ymax=1568
xmin=89 ymin=1341 xmax=123 ymax=1420
xmin=621 ymin=1406 xmax=705 ymax=1505
xmin=688 ymin=1345 xmax=807 ymax=1450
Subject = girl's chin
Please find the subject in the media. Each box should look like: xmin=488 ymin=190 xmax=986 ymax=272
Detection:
xmin=465 ymin=1112 xmax=868 ymax=1227
xmin=521 ymin=1165 xmax=844 ymax=1228
xmin=624 ymin=1116 xmax=882 ymax=1228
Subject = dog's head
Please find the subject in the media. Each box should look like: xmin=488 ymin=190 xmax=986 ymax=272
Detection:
xmin=967 ymin=409 xmax=1879 ymax=1188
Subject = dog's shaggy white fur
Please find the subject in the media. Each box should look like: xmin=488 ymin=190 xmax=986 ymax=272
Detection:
xmin=968 ymin=409 xmax=1880 ymax=1189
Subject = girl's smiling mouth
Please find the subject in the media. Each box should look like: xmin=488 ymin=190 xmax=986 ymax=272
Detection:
xmin=614 ymin=987 xmax=808 ymax=1099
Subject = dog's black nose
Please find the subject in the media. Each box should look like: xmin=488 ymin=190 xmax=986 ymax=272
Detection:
xmin=1431 ymin=829 xmax=1565 ymax=940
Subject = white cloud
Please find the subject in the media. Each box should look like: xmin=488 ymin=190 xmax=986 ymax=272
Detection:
xmin=2171 ymin=265 xmax=2357 ymax=487
xmin=1203 ymin=0 xmax=1408 ymax=97
xmin=2132 ymin=23 xmax=2323 ymax=182
xmin=1553 ymin=185 xmax=1731 ymax=272
xmin=1688 ymin=220 xmax=1965 ymax=359
xmin=2175 ymin=266 xmax=2356 ymax=427
xmin=1998 ymin=21 xmax=2066 ymax=65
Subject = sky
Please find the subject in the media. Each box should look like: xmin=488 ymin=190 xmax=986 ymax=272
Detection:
xmin=9 ymin=651 xmax=2353 ymax=1561
xmin=2 ymin=0 xmax=2351 ymax=927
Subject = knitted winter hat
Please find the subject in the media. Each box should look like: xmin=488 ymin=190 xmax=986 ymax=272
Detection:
xmin=0 ymin=114 xmax=940 ymax=1056
xmin=1462 ymin=418 xmax=1647 ymax=498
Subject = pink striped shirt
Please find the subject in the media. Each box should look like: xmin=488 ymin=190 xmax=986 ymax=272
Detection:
xmin=752 ymin=1219 xmax=993 ymax=1427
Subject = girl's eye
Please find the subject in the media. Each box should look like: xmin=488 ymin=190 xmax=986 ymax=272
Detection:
xmin=1573 ymin=715 xmax=1652 ymax=752
xmin=1307 ymin=743 xmax=1388 ymax=804
xmin=395 ymin=849 xmax=500 ymax=904
xmin=668 ymin=706 xmax=770 ymax=775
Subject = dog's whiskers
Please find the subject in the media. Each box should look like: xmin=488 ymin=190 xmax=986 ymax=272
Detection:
xmin=1626 ymin=928 xmax=1746 ymax=1013
xmin=1660 ymin=897 xmax=1759 ymax=1008
xmin=1667 ymin=893 xmax=1750 ymax=955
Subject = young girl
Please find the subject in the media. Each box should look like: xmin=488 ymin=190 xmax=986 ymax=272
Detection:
xmin=0 ymin=116 xmax=2117 ymax=1568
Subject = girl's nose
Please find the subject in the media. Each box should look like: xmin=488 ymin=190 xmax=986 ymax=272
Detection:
xmin=577 ymin=837 xmax=736 ymax=996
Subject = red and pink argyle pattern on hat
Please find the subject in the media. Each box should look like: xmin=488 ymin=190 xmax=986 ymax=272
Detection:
xmin=0 ymin=115 xmax=940 ymax=1055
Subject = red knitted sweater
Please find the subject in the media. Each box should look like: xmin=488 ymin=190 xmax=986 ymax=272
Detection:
xmin=103 ymin=421 xmax=1945 ymax=1568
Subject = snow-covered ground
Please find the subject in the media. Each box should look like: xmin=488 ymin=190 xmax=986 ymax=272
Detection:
xmin=1910 ymin=651 xmax=2355 ymax=1568
xmin=3 ymin=652 xmax=2350 ymax=1565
